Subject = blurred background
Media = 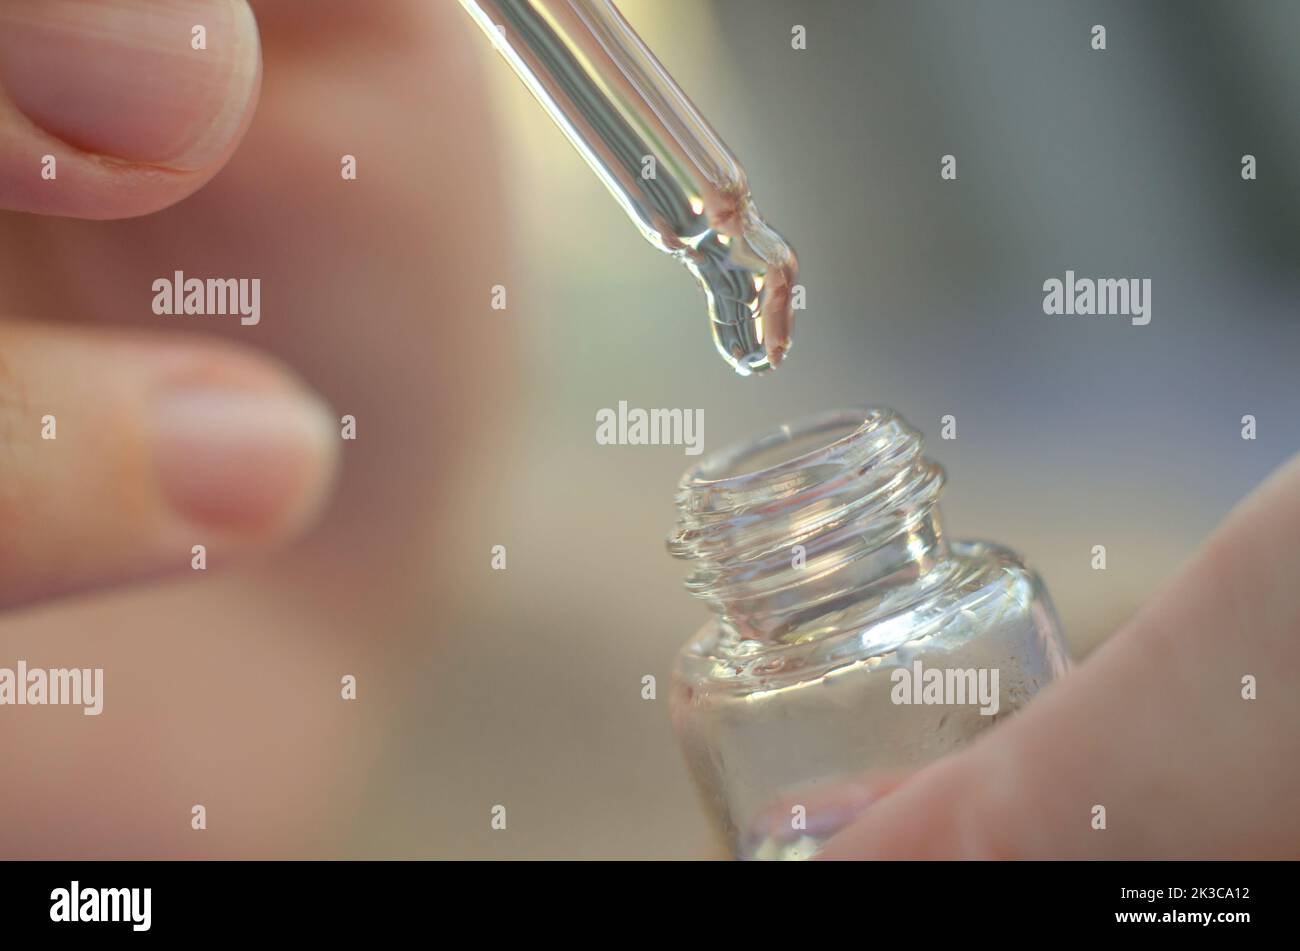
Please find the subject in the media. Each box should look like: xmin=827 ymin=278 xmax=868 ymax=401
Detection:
xmin=1 ymin=0 xmax=1297 ymax=859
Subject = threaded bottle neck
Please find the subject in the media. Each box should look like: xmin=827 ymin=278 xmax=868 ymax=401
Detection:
xmin=668 ymin=408 xmax=947 ymax=643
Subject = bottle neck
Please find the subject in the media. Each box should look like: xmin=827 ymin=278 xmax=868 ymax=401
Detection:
xmin=668 ymin=409 xmax=948 ymax=644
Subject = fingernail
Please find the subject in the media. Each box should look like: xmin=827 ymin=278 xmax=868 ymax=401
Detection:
xmin=153 ymin=389 xmax=338 ymax=535
xmin=0 ymin=0 xmax=260 ymax=170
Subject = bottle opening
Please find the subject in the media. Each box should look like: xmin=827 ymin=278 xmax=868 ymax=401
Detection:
xmin=669 ymin=408 xmax=948 ymax=641
xmin=691 ymin=411 xmax=870 ymax=484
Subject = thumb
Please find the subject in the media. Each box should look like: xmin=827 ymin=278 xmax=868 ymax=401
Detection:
xmin=0 ymin=0 xmax=260 ymax=219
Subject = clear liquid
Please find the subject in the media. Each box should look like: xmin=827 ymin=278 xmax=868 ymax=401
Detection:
xmin=462 ymin=0 xmax=798 ymax=374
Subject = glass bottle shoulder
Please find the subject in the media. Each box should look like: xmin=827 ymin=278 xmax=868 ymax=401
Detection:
xmin=676 ymin=539 xmax=1059 ymax=693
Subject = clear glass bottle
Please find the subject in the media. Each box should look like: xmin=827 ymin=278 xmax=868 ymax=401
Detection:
xmin=668 ymin=408 xmax=1070 ymax=860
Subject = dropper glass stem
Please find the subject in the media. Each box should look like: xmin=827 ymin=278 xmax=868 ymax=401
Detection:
xmin=460 ymin=0 xmax=798 ymax=375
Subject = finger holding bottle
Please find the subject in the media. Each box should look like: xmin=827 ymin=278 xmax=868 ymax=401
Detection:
xmin=820 ymin=453 xmax=1300 ymax=859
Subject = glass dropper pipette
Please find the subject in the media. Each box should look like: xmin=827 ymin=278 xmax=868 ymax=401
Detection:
xmin=460 ymin=0 xmax=798 ymax=375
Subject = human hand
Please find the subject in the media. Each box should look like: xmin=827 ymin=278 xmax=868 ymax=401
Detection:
xmin=0 ymin=0 xmax=508 ymax=858
xmin=820 ymin=454 xmax=1300 ymax=859
xmin=0 ymin=0 xmax=340 ymax=607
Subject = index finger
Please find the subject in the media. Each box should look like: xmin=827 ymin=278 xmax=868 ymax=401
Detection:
xmin=0 ymin=0 xmax=261 ymax=219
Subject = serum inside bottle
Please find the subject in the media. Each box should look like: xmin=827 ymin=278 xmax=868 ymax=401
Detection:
xmin=669 ymin=409 xmax=1071 ymax=859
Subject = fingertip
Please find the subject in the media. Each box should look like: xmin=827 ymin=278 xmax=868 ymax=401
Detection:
xmin=0 ymin=0 xmax=262 ymax=218
xmin=152 ymin=387 xmax=340 ymax=543
xmin=815 ymin=755 xmax=984 ymax=860
xmin=0 ymin=323 xmax=341 ymax=607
